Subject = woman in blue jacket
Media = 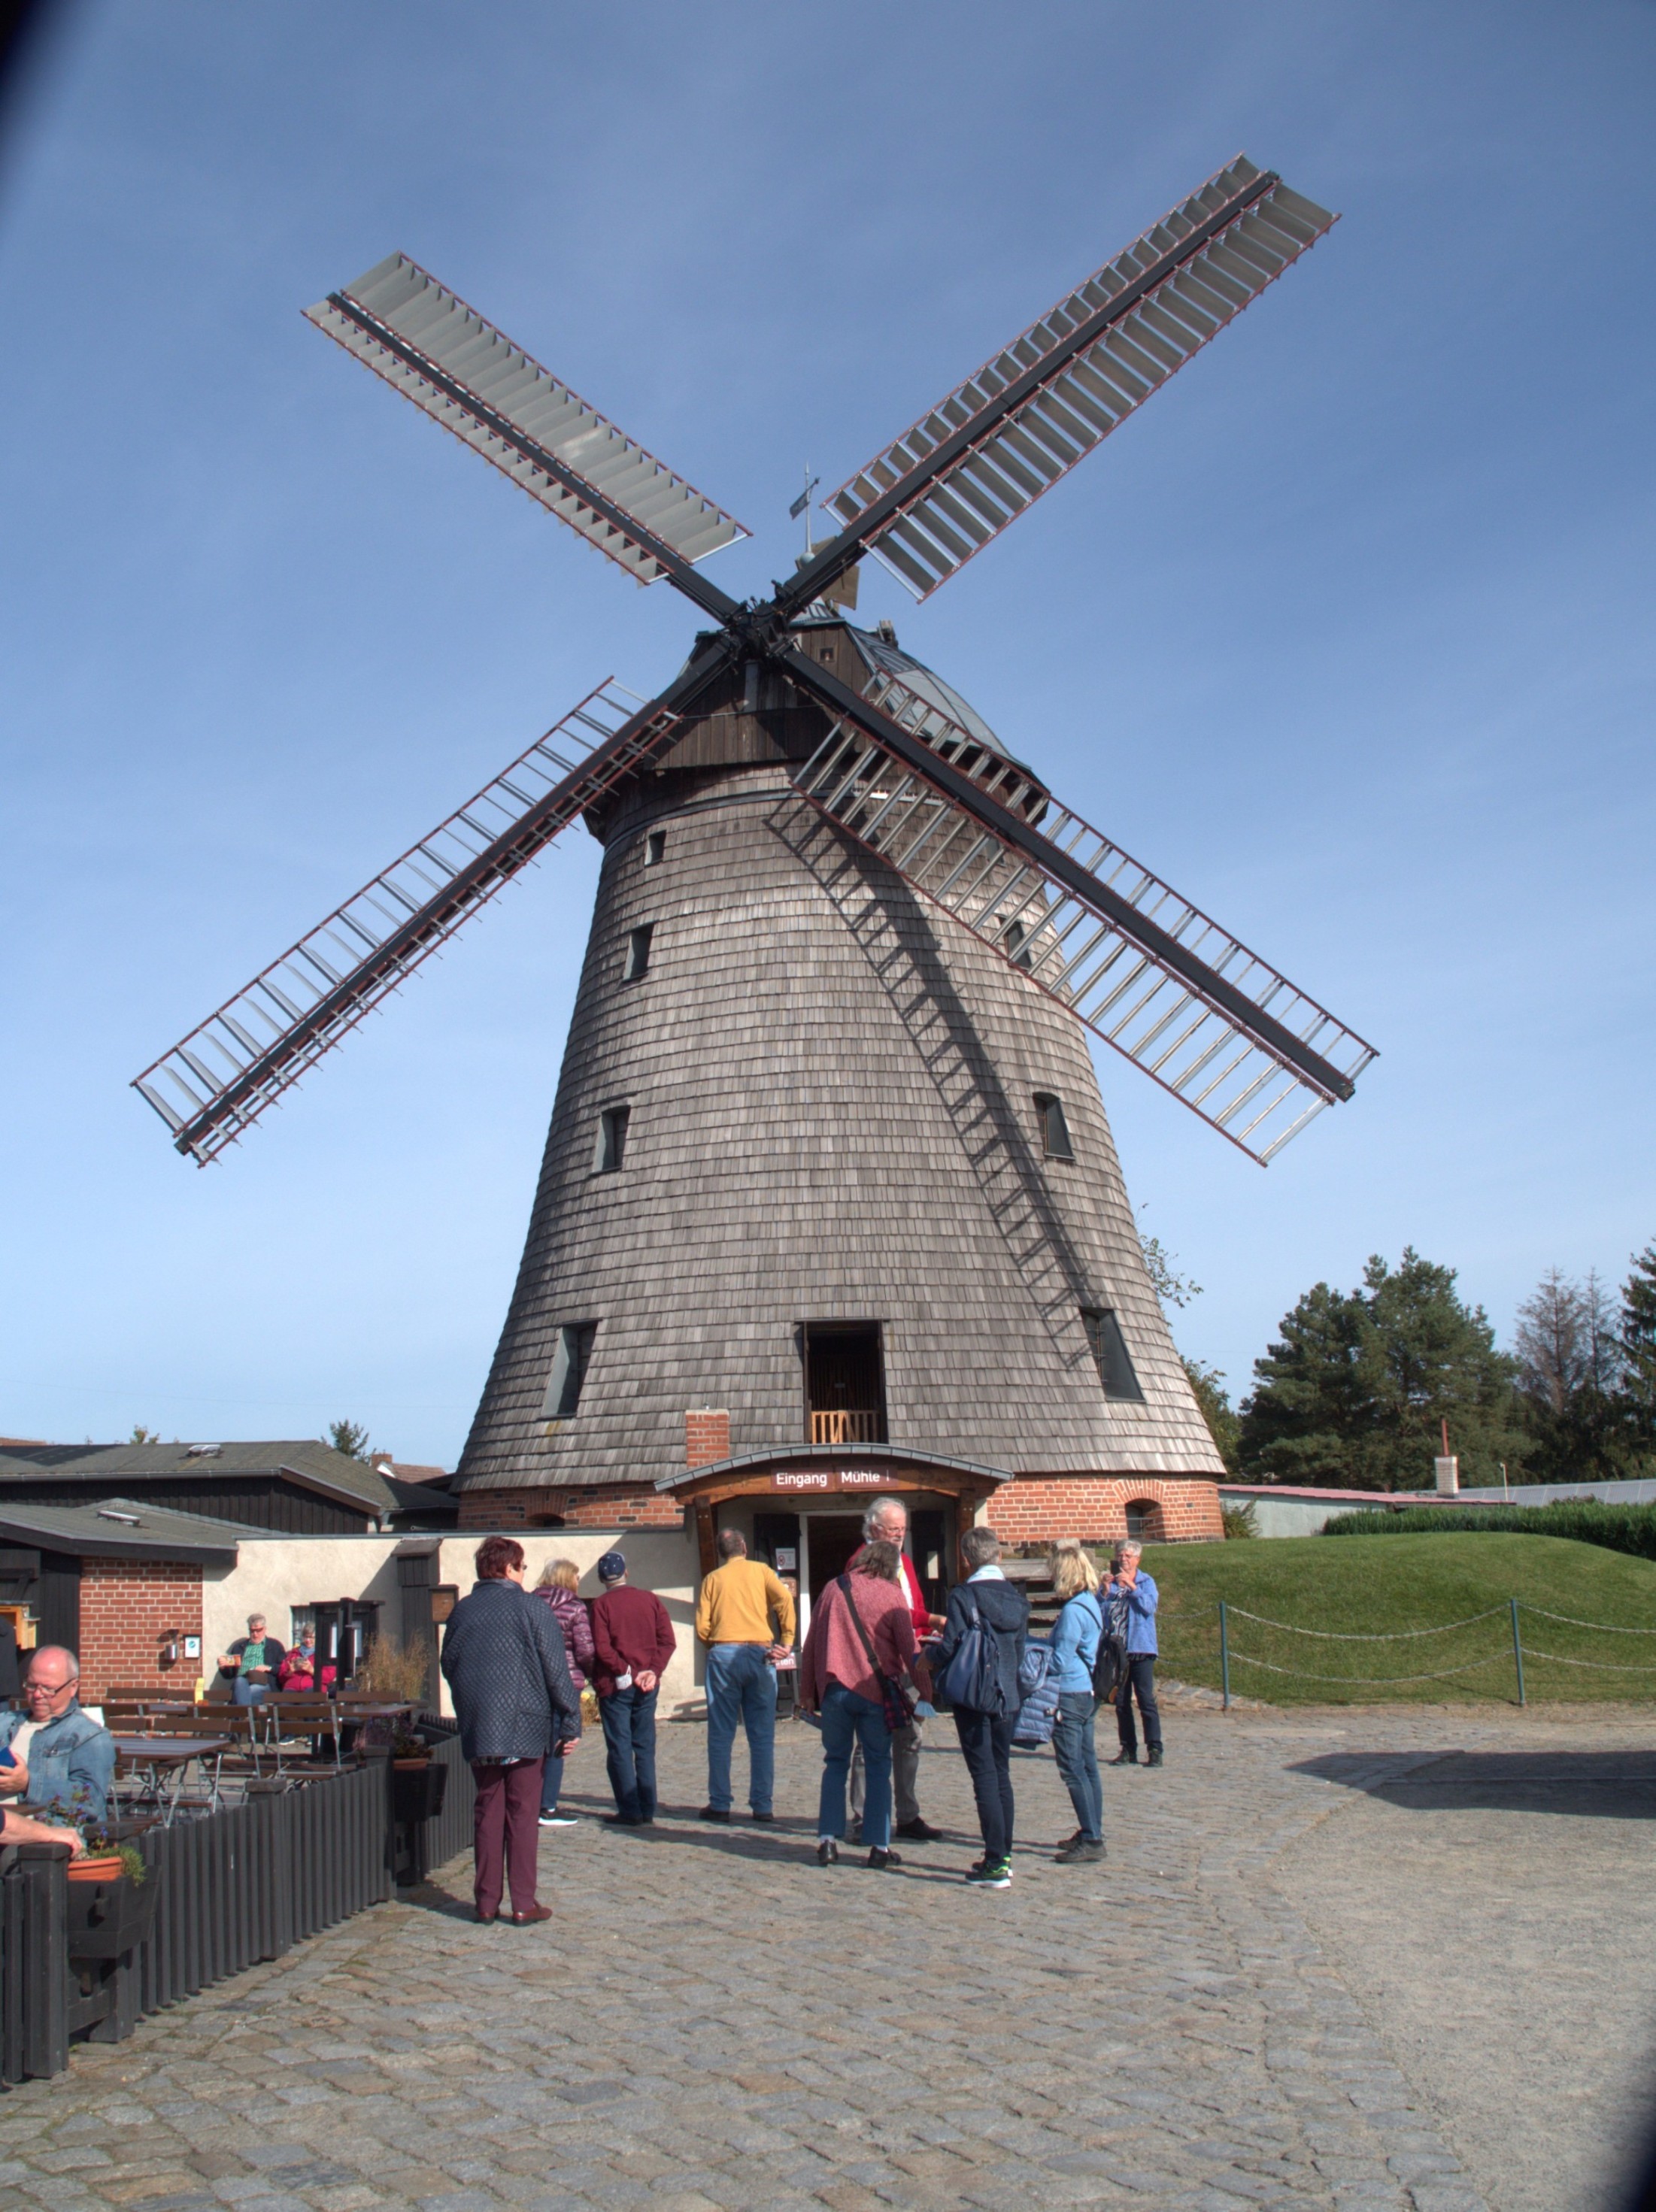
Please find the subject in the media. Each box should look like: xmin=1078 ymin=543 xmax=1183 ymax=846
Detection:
xmin=1045 ymin=1541 xmax=1105 ymax=1862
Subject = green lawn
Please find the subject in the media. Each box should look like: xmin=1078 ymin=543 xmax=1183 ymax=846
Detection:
xmin=1132 ymin=1532 xmax=1656 ymax=1704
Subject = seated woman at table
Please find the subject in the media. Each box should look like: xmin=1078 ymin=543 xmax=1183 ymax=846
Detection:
xmin=275 ymin=1626 xmax=335 ymax=1694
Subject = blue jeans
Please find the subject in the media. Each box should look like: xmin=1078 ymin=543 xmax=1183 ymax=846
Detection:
xmin=1116 ymin=1655 xmax=1161 ymax=1753
xmin=539 ymin=1748 xmax=564 ymax=1814
xmin=231 ymin=1680 xmax=269 ymax=1707
xmin=1051 ymin=1689 xmax=1102 ymax=1841
xmin=819 ymin=1682 xmax=891 ymax=1849
xmin=704 ymin=1644 xmax=776 ymax=1813
xmin=599 ymin=1686 xmax=659 ymax=1821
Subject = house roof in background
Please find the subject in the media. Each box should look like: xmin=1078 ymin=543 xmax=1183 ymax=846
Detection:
xmin=0 ymin=1494 xmax=241 ymax=1563
xmin=0 ymin=1439 xmax=414 ymax=1520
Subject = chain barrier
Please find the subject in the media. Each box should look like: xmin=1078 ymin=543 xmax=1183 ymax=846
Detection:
xmin=1217 ymin=1598 xmax=1656 ymax=1707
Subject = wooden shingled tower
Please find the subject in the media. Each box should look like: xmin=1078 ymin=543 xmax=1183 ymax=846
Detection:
xmin=135 ymin=157 xmax=1377 ymax=1550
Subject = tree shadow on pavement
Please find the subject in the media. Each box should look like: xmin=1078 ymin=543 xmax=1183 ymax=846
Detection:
xmin=1291 ymin=1747 xmax=1656 ymax=1817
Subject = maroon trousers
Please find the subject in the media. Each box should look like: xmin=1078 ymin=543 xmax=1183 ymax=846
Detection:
xmin=471 ymin=1757 xmax=544 ymax=1917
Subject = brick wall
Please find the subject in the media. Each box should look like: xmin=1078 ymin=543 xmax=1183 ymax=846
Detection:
xmin=685 ymin=1411 xmax=730 ymax=1468
xmin=78 ymin=1558 xmax=204 ymax=1700
xmin=987 ymin=1476 xmax=1224 ymax=1547
xmin=456 ymin=1485 xmax=685 ymax=1531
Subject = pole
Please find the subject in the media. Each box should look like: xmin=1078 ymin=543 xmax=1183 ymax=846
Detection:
xmin=1510 ymin=1596 xmax=1526 ymax=1707
xmin=1220 ymin=1600 xmax=1230 ymax=1712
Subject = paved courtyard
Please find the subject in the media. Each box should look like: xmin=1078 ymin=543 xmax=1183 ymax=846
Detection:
xmin=4 ymin=1699 xmax=1654 ymax=2212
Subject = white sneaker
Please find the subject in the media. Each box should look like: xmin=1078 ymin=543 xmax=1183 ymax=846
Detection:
xmin=538 ymin=1812 xmax=578 ymax=1829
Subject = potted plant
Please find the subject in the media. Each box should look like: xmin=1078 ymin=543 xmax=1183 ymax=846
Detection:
xmin=61 ymin=1793 xmax=159 ymax=1960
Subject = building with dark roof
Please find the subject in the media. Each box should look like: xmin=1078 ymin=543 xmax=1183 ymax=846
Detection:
xmin=0 ymin=1440 xmax=455 ymax=1535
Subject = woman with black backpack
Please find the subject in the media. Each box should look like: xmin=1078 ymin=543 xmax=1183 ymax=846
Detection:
xmin=933 ymin=1526 xmax=1028 ymax=1889
xmin=1045 ymin=1540 xmax=1106 ymax=1865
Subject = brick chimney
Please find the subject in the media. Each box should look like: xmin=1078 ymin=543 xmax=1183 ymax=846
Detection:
xmin=686 ymin=1409 xmax=730 ymax=1468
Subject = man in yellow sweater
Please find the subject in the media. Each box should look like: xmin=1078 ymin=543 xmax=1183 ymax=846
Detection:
xmin=695 ymin=1530 xmax=796 ymax=1823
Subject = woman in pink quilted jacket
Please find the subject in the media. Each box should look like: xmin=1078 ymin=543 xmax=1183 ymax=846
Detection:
xmin=532 ymin=1560 xmax=594 ymax=1828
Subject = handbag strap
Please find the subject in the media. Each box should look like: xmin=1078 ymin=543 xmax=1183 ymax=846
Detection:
xmin=836 ymin=1574 xmax=892 ymax=1680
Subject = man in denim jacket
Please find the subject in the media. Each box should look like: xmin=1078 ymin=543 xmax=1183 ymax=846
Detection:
xmin=0 ymin=1647 xmax=117 ymax=1821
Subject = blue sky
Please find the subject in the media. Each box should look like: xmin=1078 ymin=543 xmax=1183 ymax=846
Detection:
xmin=3 ymin=2 xmax=1653 ymax=1463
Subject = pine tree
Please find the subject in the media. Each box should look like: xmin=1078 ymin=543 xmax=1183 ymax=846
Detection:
xmin=1618 ymin=1242 xmax=1656 ymax=1458
xmin=1514 ymin=1266 xmax=1624 ymax=1478
xmin=1239 ymin=1250 xmax=1524 ymax=1489
xmin=326 ymin=1419 xmax=373 ymax=1462
xmin=1181 ymin=1356 xmax=1241 ymax=1474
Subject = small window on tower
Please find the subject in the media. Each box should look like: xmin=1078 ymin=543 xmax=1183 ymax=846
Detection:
xmin=644 ymin=830 xmax=666 ymax=867
xmin=1003 ymin=918 xmax=1033 ymax=971
xmin=1035 ymin=1092 xmax=1073 ymax=1160
xmin=622 ymin=924 xmax=654 ymax=982
xmin=541 ymin=1323 xmax=598 ymax=1421
xmin=593 ymin=1104 xmax=630 ymax=1173
xmin=1081 ymin=1308 xmax=1143 ymax=1401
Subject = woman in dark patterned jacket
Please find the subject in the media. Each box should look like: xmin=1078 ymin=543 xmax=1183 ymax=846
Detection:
xmin=441 ymin=1535 xmax=581 ymax=1925
xmin=531 ymin=1559 xmax=595 ymax=1829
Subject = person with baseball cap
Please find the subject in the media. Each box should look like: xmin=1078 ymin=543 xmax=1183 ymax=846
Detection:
xmin=590 ymin=1552 xmax=676 ymax=1827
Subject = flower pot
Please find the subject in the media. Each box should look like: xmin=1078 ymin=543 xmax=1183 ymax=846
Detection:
xmin=66 ymin=1855 xmax=124 ymax=1883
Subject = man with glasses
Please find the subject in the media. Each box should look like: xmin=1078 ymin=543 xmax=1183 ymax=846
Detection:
xmin=0 ymin=1647 xmax=117 ymax=1821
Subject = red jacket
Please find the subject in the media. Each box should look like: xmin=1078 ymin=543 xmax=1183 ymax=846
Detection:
xmin=851 ymin=1544 xmax=930 ymax=1638
xmin=799 ymin=1572 xmax=918 ymax=1710
xmin=590 ymin=1585 xmax=676 ymax=1696
xmin=531 ymin=1585 xmax=595 ymax=1692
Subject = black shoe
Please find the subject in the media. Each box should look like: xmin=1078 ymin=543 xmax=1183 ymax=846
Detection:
xmin=1145 ymin=1747 xmax=1163 ymax=1768
xmin=1109 ymin=1748 xmax=1138 ymax=1766
xmin=816 ymin=1838 xmax=839 ymax=1866
xmin=699 ymin=1805 xmax=731 ymax=1823
xmin=600 ymin=1812 xmax=642 ymax=1826
xmin=866 ymin=1847 xmax=902 ymax=1871
xmin=894 ymin=1817 xmax=941 ymax=1843
xmin=751 ymin=1809 xmax=774 ymax=1823
xmin=1054 ymin=1837 xmax=1106 ymax=1864
xmin=847 ymin=1823 xmax=863 ymax=1847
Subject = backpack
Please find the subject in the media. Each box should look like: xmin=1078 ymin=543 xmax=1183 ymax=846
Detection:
xmin=1011 ymin=1637 xmax=1059 ymax=1747
xmin=1091 ymin=1588 xmax=1129 ymax=1701
xmin=936 ymin=1591 xmax=1011 ymax=1717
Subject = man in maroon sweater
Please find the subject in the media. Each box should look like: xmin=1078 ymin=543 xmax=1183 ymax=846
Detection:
xmin=590 ymin=1552 xmax=677 ymax=1826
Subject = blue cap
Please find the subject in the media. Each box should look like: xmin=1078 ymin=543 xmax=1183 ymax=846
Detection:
xmin=596 ymin=1550 xmax=627 ymax=1583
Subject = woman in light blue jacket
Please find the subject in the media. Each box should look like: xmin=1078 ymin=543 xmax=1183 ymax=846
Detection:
xmin=1045 ymin=1541 xmax=1104 ymax=1863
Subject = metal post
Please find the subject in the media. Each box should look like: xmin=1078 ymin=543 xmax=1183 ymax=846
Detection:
xmin=1511 ymin=1597 xmax=1526 ymax=1707
xmin=1220 ymin=1601 xmax=1230 ymax=1712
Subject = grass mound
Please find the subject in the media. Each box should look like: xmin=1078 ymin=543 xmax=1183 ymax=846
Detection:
xmin=1325 ymin=1496 xmax=1656 ymax=1562
xmin=1144 ymin=1532 xmax=1656 ymax=1704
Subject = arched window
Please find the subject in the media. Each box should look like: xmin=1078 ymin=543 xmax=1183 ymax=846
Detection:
xmin=1124 ymin=1498 xmax=1163 ymax=1544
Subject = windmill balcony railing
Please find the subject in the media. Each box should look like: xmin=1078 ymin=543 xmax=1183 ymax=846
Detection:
xmin=810 ymin=1410 xmax=886 ymax=1445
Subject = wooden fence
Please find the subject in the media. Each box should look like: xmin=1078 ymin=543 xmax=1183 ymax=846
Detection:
xmin=0 ymin=1722 xmax=478 ymax=2086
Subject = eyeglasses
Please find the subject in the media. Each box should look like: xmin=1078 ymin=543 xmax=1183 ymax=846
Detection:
xmin=23 ymin=1677 xmax=74 ymax=1701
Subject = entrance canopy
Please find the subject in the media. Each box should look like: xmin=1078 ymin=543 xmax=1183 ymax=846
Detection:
xmin=656 ymin=1445 xmax=1010 ymax=1577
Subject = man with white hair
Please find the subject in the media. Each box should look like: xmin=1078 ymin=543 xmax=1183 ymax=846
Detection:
xmin=0 ymin=1646 xmax=117 ymax=1820
xmin=848 ymin=1495 xmax=945 ymax=1844
xmin=1108 ymin=1541 xmax=1163 ymax=1768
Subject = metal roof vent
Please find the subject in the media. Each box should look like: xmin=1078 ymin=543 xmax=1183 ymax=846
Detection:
xmin=186 ymin=1444 xmax=222 ymax=1457
xmin=96 ymin=1507 xmax=142 ymax=1526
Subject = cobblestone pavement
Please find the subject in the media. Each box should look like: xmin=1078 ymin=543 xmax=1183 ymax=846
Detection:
xmin=4 ymin=1701 xmax=1653 ymax=2212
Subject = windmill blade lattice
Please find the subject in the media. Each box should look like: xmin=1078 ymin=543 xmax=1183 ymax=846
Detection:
xmin=306 ymin=254 xmax=748 ymax=605
xmin=787 ymin=665 xmax=1375 ymax=1165
xmin=133 ymin=680 xmax=681 ymax=1165
xmin=816 ymin=157 xmax=1335 ymax=602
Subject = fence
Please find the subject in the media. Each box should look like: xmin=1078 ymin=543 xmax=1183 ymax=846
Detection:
xmin=0 ymin=1721 xmax=478 ymax=2086
xmin=1217 ymin=1598 xmax=1656 ymax=1707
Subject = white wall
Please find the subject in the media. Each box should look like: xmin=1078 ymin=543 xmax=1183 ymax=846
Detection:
xmin=202 ymin=1523 xmax=705 ymax=1715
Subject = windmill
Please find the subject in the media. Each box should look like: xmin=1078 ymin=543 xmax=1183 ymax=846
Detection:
xmin=133 ymin=156 xmax=1375 ymax=1525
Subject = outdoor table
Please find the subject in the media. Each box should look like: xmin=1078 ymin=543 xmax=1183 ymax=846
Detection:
xmin=114 ymin=1733 xmax=232 ymax=1824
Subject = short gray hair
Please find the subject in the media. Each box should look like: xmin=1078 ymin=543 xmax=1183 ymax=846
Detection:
xmin=861 ymin=1495 xmax=908 ymax=1541
xmin=960 ymin=1526 xmax=1001 ymax=1571
xmin=1118 ymin=1540 xmax=1142 ymax=1561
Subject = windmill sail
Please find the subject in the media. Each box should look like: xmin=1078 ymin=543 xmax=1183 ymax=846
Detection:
xmin=132 ymin=680 xmax=687 ymax=1165
xmin=793 ymin=156 xmax=1334 ymax=607
xmin=306 ymin=254 xmax=748 ymax=610
xmin=784 ymin=654 xmax=1374 ymax=1164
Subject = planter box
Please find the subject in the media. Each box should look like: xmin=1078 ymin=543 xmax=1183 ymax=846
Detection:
xmin=65 ymin=1873 xmax=159 ymax=1962
xmin=390 ymin=1762 xmax=447 ymax=1824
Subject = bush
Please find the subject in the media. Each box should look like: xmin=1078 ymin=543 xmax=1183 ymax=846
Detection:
xmin=1220 ymin=1500 xmax=1258 ymax=1539
xmin=1324 ymin=1498 xmax=1656 ymax=1563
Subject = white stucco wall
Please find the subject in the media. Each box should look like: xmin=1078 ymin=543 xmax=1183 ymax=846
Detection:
xmin=201 ymin=1524 xmax=705 ymax=1715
